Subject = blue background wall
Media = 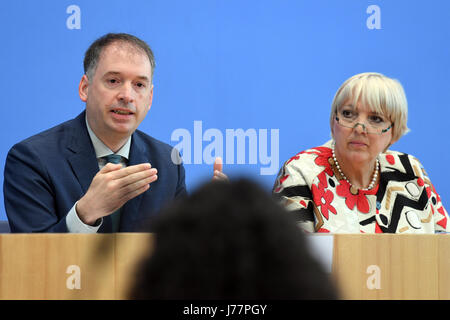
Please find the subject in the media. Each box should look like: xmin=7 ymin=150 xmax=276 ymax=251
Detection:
xmin=1 ymin=0 xmax=449 ymax=221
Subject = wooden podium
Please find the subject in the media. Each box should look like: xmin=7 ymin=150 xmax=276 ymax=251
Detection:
xmin=332 ymin=234 xmax=450 ymax=300
xmin=0 ymin=233 xmax=449 ymax=299
xmin=0 ymin=233 xmax=153 ymax=299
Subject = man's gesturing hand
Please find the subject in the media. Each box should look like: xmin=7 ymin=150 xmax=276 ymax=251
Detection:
xmin=76 ymin=163 xmax=158 ymax=225
xmin=212 ymin=157 xmax=228 ymax=181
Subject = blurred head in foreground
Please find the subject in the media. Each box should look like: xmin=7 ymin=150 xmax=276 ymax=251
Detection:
xmin=130 ymin=178 xmax=338 ymax=299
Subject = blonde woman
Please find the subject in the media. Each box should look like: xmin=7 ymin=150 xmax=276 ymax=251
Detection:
xmin=273 ymin=72 xmax=449 ymax=234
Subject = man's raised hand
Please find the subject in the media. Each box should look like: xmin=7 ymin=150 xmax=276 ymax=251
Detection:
xmin=76 ymin=163 xmax=157 ymax=225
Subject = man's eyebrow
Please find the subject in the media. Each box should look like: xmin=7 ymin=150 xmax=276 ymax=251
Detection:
xmin=103 ymin=71 xmax=121 ymax=77
xmin=103 ymin=71 xmax=150 ymax=82
xmin=135 ymin=75 xmax=150 ymax=82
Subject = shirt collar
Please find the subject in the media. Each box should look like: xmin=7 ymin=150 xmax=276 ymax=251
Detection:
xmin=85 ymin=116 xmax=131 ymax=160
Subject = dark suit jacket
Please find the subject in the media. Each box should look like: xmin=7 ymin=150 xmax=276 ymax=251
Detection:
xmin=3 ymin=111 xmax=187 ymax=232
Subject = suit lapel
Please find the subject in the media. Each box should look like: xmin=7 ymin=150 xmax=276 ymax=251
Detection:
xmin=65 ymin=112 xmax=113 ymax=232
xmin=66 ymin=112 xmax=99 ymax=194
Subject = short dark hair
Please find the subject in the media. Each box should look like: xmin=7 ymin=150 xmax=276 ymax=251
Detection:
xmin=130 ymin=179 xmax=339 ymax=299
xmin=83 ymin=33 xmax=155 ymax=80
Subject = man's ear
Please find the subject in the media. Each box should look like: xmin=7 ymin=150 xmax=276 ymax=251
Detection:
xmin=79 ymin=75 xmax=89 ymax=102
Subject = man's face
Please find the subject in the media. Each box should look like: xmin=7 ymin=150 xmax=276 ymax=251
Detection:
xmin=79 ymin=42 xmax=153 ymax=146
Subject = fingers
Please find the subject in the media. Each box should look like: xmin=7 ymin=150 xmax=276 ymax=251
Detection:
xmin=116 ymin=167 xmax=158 ymax=190
xmin=120 ymin=175 xmax=157 ymax=202
xmin=99 ymin=162 xmax=157 ymax=196
xmin=212 ymin=157 xmax=228 ymax=181
xmin=106 ymin=164 xmax=158 ymax=201
xmin=213 ymin=157 xmax=223 ymax=173
xmin=213 ymin=170 xmax=228 ymax=181
xmin=108 ymin=163 xmax=152 ymax=179
xmin=121 ymin=184 xmax=151 ymax=203
xmin=100 ymin=162 xmax=123 ymax=173
xmin=79 ymin=163 xmax=158 ymax=223
xmin=119 ymin=172 xmax=158 ymax=196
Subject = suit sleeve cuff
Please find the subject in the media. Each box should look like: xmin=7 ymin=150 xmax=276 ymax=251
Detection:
xmin=66 ymin=201 xmax=102 ymax=233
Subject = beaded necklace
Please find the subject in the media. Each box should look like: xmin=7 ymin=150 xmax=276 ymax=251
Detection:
xmin=331 ymin=148 xmax=379 ymax=191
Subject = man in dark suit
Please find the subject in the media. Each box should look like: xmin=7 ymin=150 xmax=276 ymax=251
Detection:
xmin=3 ymin=33 xmax=226 ymax=233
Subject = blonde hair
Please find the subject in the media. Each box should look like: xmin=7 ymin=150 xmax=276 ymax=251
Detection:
xmin=330 ymin=72 xmax=409 ymax=143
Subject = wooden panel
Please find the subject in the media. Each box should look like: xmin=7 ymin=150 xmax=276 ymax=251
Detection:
xmin=438 ymin=236 xmax=450 ymax=299
xmin=1 ymin=233 xmax=449 ymax=300
xmin=332 ymin=234 xmax=441 ymax=300
xmin=0 ymin=234 xmax=116 ymax=299
xmin=58 ymin=234 xmax=116 ymax=299
xmin=114 ymin=233 xmax=154 ymax=299
xmin=0 ymin=233 xmax=154 ymax=300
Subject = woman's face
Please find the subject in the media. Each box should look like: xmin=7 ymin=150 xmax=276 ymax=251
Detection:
xmin=332 ymin=99 xmax=394 ymax=166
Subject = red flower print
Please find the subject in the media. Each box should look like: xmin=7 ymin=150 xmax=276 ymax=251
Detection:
xmin=317 ymin=171 xmax=328 ymax=189
xmin=312 ymin=183 xmax=336 ymax=220
xmin=317 ymin=228 xmax=330 ymax=233
xmin=286 ymin=152 xmax=301 ymax=165
xmin=307 ymin=146 xmax=332 ymax=155
xmin=312 ymin=147 xmax=334 ymax=177
xmin=335 ymin=180 xmax=376 ymax=214
xmin=386 ymin=154 xmax=395 ymax=165
xmin=290 ymin=147 xmax=334 ymax=176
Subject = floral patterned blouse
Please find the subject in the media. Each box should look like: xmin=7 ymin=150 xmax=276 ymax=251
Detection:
xmin=273 ymin=140 xmax=449 ymax=234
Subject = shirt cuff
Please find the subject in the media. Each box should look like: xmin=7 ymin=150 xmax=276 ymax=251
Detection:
xmin=66 ymin=201 xmax=103 ymax=233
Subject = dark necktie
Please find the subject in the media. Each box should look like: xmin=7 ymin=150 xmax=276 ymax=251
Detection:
xmin=105 ymin=154 xmax=122 ymax=165
xmin=104 ymin=154 xmax=122 ymax=232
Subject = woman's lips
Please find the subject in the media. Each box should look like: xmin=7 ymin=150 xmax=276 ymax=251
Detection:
xmin=349 ymin=141 xmax=367 ymax=147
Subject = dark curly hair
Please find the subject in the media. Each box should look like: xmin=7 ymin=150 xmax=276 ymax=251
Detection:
xmin=130 ymin=178 xmax=338 ymax=299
